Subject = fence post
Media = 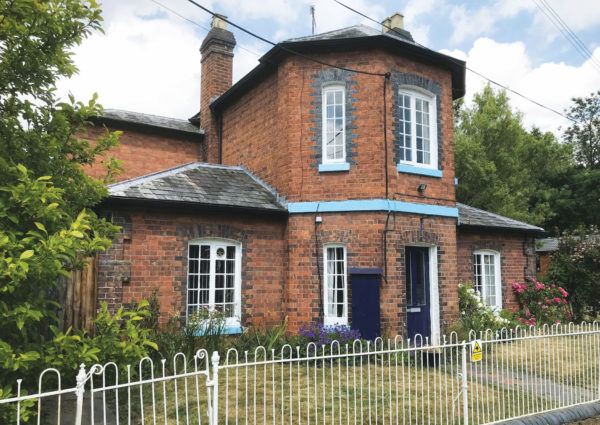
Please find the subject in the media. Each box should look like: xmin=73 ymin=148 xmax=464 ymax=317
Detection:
xmin=462 ymin=341 xmax=469 ymax=425
xmin=74 ymin=364 xmax=86 ymax=425
xmin=211 ymin=351 xmax=220 ymax=425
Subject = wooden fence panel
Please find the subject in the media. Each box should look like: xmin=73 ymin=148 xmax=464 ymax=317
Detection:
xmin=58 ymin=256 xmax=98 ymax=334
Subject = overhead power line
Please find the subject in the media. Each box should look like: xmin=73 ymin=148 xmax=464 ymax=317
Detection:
xmin=149 ymin=0 xmax=263 ymax=58
xmin=533 ymin=0 xmax=600 ymax=73
xmin=185 ymin=0 xmax=387 ymax=77
xmin=332 ymin=0 xmax=576 ymax=123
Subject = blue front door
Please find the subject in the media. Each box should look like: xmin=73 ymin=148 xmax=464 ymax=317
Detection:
xmin=405 ymin=247 xmax=431 ymax=342
xmin=350 ymin=268 xmax=381 ymax=340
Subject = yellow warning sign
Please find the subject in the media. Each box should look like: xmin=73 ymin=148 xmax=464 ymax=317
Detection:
xmin=471 ymin=340 xmax=483 ymax=362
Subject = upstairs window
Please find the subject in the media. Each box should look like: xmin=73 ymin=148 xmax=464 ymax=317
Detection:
xmin=397 ymin=89 xmax=437 ymax=169
xmin=473 ymin=250 xmax=502 ymax=310
xmin=187 ymin=240 xmax=241 ymax=326
xmin=322 ymin=84 xmax=346 ymax=163
xmin=323 ymin=244 xmax=348 ymax=326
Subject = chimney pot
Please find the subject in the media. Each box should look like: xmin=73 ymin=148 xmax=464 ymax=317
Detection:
xmin=211 ymin=14 xmax=227 ymax=30
xmin=382 ymin=12 xmax=404 ymax=32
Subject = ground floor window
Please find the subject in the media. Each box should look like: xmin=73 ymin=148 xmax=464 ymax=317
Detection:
xmin=187 ymin=240 xmax=241 ymax=325
xmin=473 ymin=250 xmax=502 ymax=309
xmin=324 ymin=244 xmax=347 ymax=326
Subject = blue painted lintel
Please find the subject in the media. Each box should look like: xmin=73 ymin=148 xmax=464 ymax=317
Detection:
xmin=397 ymin=163 xmax=442 ymax=178
xmin=318 ymin=162 xmax=351 ymax=172
xmin=288 ymin=199 xmax=458 ymax=218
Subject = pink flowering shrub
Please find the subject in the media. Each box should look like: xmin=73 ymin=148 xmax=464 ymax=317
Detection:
xmin=512 ymin=278 xmax=570 ymax=326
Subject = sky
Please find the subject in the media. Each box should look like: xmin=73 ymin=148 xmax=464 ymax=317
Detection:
xmin=56 ymin=0 xmax=600 ymax=135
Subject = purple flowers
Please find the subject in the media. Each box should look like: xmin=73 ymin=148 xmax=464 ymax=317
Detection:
xmin=298 ymin=322 xmax=361 ymax=354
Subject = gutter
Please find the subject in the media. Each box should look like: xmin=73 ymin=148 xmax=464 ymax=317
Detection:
xmin=97 ymin=196 xmax=288 ymax=217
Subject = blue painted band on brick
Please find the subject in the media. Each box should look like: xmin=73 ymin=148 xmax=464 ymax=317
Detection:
xmin=319 ymin=163 xmax=351 ymax=172
xmin=396 ymin=163 xmax=442 ymax=178
xmin=288 ymin=199 xmax=458 ymax=218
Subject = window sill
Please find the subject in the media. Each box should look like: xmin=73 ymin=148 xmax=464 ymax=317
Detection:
xmin=397 ymin=164 xmax=442 ymax=178
xmin=319 ymin=163 xmax=350 ymax=173
xmin=192 ymin=324 xmax=244 ymax=336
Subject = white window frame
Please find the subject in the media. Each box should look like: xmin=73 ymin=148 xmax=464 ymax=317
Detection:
xmin=187 ymin=239 xmax=242 ymax=327
xmin=323 ymin=243 xmax=348 ymax=326
xmin=322 ymin=83 xmax=346 ymax=164
xmin=473 ymin=250 xmax=502 ymax=310
xmin=397 ymin=87 xmax=438 ymax=170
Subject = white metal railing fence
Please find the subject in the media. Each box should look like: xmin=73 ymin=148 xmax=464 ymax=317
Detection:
xmin=1 ymin=322 xmax=599 ymax=425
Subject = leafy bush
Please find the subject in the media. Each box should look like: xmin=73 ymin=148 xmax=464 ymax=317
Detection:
xmin=0 ymin=300 xmax=156 ymax=422
xmin=512 ymin=278 xmax=570 ymax=326
xmin=545 ymin=228 xmax=600 ymax=321
xmin=230 ymin=317 xmax=289 ymax=355
xmin=150 ymin=306 xmax=227 ymax=365
xmin=454 ymin=283 xmax=513 ymax=339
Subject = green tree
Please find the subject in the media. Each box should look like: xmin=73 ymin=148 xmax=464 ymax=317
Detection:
xmin=564 ymin=90 xmax=600 ymax=169
xmin=543 ymin=167 xmax=600 ymax=232
xmin=0 ymin=0 xmax=121 ymax=397
xmin=454 ymin=85 xmax=572 ymax=226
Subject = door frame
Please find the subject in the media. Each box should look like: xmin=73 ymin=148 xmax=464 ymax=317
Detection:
xmin=406 ymin=243 xmax=440 ymax=345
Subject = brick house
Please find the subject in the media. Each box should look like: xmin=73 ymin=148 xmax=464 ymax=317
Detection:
xmin=92 ymin=14 xmax=543 ymax=342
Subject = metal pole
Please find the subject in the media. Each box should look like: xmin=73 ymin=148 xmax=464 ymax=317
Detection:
xmin=462 ymin=342 xmax=468 ymax=425
xmin=211 ymin=351 xmax=220 ymax=425
xmin=74 ymin=364 xmax=86 ymax=425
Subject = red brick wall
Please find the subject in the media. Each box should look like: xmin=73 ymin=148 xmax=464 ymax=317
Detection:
xmin=201 ymin=31 xmax=235 ymax=164
xmin=538 ymin=252 xmax=550 ymax=277
xmin=97 ymin=207 xmax=287 ymax=327
xmin=285 ymin=212 xmax=459 ymax=336
xmin=85 ymin=125 xmax=203 ymax=182
xmin=221 ymin=51 xmax=455 ymax=207
xmin=456 ymin=230 xmax=537 ymax=312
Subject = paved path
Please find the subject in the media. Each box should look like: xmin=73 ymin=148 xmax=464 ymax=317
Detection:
xmin=40 ymin=392 xmax=117 ymax=425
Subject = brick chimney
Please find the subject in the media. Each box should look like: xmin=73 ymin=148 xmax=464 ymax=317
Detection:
xmin=200 ymin=14 xmax=236 ymax=164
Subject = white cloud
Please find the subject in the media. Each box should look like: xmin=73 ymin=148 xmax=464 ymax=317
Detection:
xmin=57 ymin=1 xmax=203 ymax=119
xmin=442 ymin=40 xmax=600 ymax=134
xmin=447 ymin=0 xmax=600 ymax=48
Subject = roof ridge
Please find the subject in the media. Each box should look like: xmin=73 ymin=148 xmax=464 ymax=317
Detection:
xmin=285 ymin=24 xmax=375 ymax=41
xmin=107 ymin=162 xmax=243 ymax=193
xmin=238 ymin=164 xmax=287 ymax=207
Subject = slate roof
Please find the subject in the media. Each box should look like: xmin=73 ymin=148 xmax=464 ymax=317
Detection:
xmin=457 ymin=203 xmax=544 ymax=234
xmin=211 ymin=24 xmax=466 ymax=113
xmin=536 ymin=237 xmax=559 ymax=252
xmin=106 ymin=162 xmax=286 ymax=213
xmin=97 ymin=109 xmax=204 ymax=135
xmin=286 ymin=24 xmax=415 ymax=45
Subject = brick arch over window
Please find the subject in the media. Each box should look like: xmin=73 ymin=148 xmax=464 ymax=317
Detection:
xmin=175 ymin=223 xmax=248 ymax=321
